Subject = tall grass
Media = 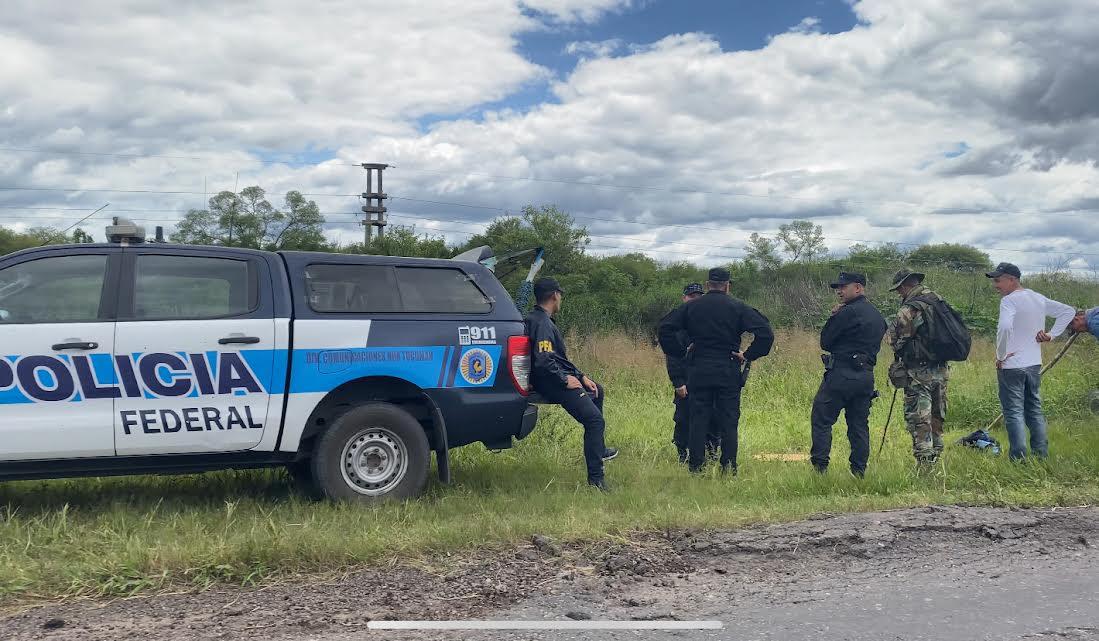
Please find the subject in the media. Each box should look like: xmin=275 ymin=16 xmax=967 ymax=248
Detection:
xmin=0 ymin=332 xmax=1096 ymax=602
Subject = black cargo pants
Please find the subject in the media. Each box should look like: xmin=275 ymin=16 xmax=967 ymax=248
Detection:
xmin=541 ymin=383 xmax=607 ymax=482
xmin=810 ymin=368 xmax=874 ymax=475
xmin=688 ymin=383 xmax=742 ymax=471
xmin=673 ymin=395 xmax=721 ymax=456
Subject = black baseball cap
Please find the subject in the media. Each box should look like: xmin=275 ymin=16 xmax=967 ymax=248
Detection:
xmin=533 ymin=277 xmax=563 ymax=301
xmin=682 ymin=282 xmax=704 ymax=296
xmin=707 ymin=267 xmax=730 ymax=282
xmin=986 ymin=262 xmax=1022 ymax=279
xmin=830 ymin=271 xmax=867 ymax=288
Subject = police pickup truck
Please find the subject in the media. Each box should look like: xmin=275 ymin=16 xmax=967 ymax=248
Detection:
xmin=0 ymin=219 xmax=537 ymax=502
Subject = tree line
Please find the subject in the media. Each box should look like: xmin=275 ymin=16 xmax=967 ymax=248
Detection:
xmin=4 ymin=185 xmax=1095 ymax=336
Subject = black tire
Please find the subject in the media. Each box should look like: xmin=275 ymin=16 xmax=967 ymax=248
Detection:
xmin=286 ymin=460 xmax=323 ymax=500
xmin=311 ymin=403 xmax=431 ymax=502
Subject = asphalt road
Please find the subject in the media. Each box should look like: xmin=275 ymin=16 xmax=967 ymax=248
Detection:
xmin=6 ymin=506 xmax=1097 ymax=641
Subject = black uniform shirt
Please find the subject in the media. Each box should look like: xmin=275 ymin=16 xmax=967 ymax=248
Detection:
xmin=525 ymin=305 xmax=583 ymax=391
xmin=820 ymin=295 xmax=888 ymax=369
xmin=658 ymin=290 xmax=774 ymax=384
xmin=660 ymin=308 xmax=690 ymax=388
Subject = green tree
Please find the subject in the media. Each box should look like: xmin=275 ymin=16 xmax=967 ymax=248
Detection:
xmin=600 ymin=253 xmax=660 ymax=288
xmin=170 ymin=186 xmax=328 ymax=251
xmin=845 ymin=242 xmax=909 ymax=271
xmin=907 ymin=243 xmax=991 ymax=272
xmin=344 ymin=225 xmax=452 ymax=258
xmin=745 ymin=232 xmax=782 ymax=269
xmin=0 ymin=226 xmax=95 ymax=255
xmin=777 ymin=220 xmax=826 ymax=262
xmin=457 ymin=205 xmax=591 ymax=294
xmin=269 ymin=191 xmax=328 ymax=251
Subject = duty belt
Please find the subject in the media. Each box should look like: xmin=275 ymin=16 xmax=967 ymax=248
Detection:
xmin=823 ymin=353 xmax=873 ymax=371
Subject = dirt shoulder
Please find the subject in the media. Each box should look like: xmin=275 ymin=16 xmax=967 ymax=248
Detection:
xmin=2 ymin=505 xmax=1096 ymax=641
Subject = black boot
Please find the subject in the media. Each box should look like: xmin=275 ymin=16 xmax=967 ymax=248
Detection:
xmin=588 ymin=477 xmax=609 ymax=492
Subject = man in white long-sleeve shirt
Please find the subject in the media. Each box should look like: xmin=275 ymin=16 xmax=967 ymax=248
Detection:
xmin=987 ymin=262 xmax=1076 ymax=460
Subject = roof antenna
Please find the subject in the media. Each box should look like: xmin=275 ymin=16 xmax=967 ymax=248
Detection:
xmin=38 ymin=202 xmax=111 ymax=247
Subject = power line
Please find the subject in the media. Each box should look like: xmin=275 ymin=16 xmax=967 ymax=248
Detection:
xmin=2 ymin=197 xmax=1095 ymax=256
xmin=388 ymin=164 xmax=1099 ymax=218
xmin=0 ymin=185 xmax=362 ymax=197
xmin=3 ymin=147 xmax=1095 ymax=217
xmin=2 ymin=198 xmax=1098 ymax=261
xmin=388 ymin=201 xmax=1099 ymax=259
xmin=0 ymin=146 xmax=361 ymax=167
xmin=2 ymin=211 xmax=1092 ymax=272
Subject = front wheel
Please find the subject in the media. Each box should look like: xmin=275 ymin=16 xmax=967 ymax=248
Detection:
xmin=312 ymin=403 xmax=431 ymax=502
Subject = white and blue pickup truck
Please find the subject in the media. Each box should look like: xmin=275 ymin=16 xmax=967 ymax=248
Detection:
xmin=0 ymin=219 xmax=538 ymax=502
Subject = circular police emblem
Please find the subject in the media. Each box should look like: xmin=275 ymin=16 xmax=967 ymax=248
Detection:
xmin=459 ymin=349 xmax=493 ymax=385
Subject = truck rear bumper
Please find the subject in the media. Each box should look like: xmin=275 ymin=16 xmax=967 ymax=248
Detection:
xmin=517 ymin=403 xmax=539 ymax=440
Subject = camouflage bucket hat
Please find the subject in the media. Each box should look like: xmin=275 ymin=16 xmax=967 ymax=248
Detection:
xmin=888 ymin=269 xmax=925 ymax=292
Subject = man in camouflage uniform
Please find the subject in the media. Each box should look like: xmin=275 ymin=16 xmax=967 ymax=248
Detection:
xmin=886 ymin=269 xmax=949 ymax=465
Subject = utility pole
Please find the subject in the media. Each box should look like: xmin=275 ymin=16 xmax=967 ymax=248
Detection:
xmin=360 ymin=163 xmax=389 ymax=250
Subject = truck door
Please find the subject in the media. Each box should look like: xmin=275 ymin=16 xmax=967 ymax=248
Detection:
xmin=113 ymin=249 xmax=275 ymax=455
xmin=0 ymin=249 xmax=121 ymax=460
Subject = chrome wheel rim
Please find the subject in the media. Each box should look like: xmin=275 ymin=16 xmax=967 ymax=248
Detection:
xmin=340 ymin=427 xmax=408 ymax=496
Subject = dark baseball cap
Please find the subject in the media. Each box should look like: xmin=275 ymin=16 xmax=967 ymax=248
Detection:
xmin=682 ymin=282 xmax=704 ymax=296
xmin=830 ymin=271 xmax=866 ymax=288
xmin=986 ymin=262 xmax=1022 ymax=279
xmin=533 ymin=277 xmax=563 ymax=301
xmin=707 ymin=267 xmax=730 ymax=282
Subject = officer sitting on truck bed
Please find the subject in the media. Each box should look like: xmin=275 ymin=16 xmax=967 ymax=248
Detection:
xmin=526 ymin=278 xmax=618 ymax=491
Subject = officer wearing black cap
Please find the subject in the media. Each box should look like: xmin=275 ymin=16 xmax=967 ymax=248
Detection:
xmin=526 ymin=277 xmax=618 ymax=490
xmin=810 ymin=272 xmax=887 ymax=477
xmin=659 ymin=268 xmax=774 ymax=473
xmin=663 ymin=283 xmax=720 ymax=463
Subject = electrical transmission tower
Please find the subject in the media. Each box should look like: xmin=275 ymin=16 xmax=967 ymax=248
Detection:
xmin=360 ymin=163 xmax=389 ymax=248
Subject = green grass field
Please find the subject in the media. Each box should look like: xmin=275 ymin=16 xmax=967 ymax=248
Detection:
xmin=1 ymin=331 xmax=1097 ymax=603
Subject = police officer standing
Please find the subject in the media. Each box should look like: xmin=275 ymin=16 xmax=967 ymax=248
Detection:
xmin=663 ymin=283 xmax=720 ymax=463
xmin=526 ymin=278 xmax=618 ymax=491
xmin=810 ymin=272 xmax=887 ymax=477
xmin=659 ymin=268 xmax=774 ymax=474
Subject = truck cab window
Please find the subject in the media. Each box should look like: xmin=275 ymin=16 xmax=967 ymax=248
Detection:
xmin=396 ymin=267 xmax=491 ymax=314
xmin=304 ymin=264 xmax=401 ymax=313
xmin=0 ymin=255 xmax=107 ymax=323
xmin=133 ymin=255 xmax=254 ymax=320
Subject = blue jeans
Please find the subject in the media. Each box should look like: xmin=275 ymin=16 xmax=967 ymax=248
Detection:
xmin=997 ymin=366 xmax=1048 ymax=460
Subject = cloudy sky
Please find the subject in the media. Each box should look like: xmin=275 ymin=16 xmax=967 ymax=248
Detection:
xmin=2 ymin=0 xmax=1097 ymax=273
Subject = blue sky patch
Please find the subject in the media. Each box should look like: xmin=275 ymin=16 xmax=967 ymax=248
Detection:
xmin=250 ymin=147 xmax=338 ymax=166
xmin=486 ymin=0 xmax=859 ymax=118
xmin=944 ymin=142 xmax=971 ymax=158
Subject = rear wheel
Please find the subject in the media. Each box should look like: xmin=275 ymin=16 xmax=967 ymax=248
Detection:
xmin=312 ymin=403 xmax=431 ymax=502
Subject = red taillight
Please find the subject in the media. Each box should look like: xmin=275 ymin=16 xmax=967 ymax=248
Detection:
xmin=507 ymin=335 xmax=531 ymax=396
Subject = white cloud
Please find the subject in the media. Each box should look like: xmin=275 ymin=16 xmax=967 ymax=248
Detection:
xmin=564 ymin=39 xmax=625 ymax=58
xmin=2 ymin=0 xmax=1098 ymax=274
xmin=522 ymin=0 xmax=634 ymax=23
xmin=788 ymin=16 xmax=821 ymax=34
